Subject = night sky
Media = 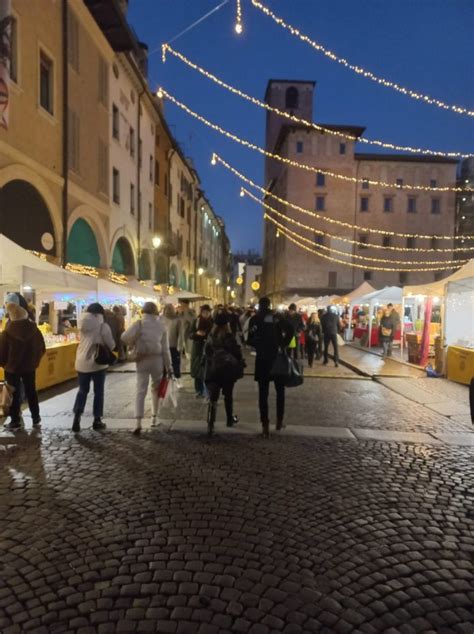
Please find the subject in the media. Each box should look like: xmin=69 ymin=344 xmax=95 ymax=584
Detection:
xmin=127 ymin=0 xmax=473 ymax=253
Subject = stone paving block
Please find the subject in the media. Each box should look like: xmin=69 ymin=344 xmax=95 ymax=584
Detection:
xmin=434 ymin=433 xmax=474 ymax=446
xmin=352 ymin=428 xmax=441 ymax=444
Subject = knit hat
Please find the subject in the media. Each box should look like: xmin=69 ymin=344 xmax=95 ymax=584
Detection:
xmin=5 ymin=292 xmax=20 ymax=306
xmin=86 ymin=302 xmax=105 ymax=315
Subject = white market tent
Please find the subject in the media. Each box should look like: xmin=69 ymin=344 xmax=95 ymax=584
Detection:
xmin=355 ymin=286 xmax=403 ymax=348
xmin=0 ymin=234 xmax=96 ymax=296
xmin=403 ymin=260 xmax=474 ymax=299
xmin=295 ymin=296 xmax=317 ymax=308
xmin=340 ymin=281 xmax=376 ymax=305
xmin=161 ymin=290 xmax=211 ymax=304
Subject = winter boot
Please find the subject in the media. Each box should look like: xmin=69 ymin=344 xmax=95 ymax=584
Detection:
xmin=72 ymin=414 xmax=81 ymax=433
xmin=207 ymin=402 xmax=217 ymax=437
xmin=227 ymin=415 xmax=239 ymax=428
xmin=92 ymin=417 xmax=106 ymax=431
xmin=262 ymin=420 xmax=270 ymax=438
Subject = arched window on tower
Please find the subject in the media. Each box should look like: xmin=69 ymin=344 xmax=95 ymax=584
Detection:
xmin=285 ymin=86 xmax=299 ymax=109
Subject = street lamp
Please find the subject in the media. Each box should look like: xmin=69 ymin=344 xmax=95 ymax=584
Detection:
xmin=198 ymin=267 xmax=204 ymax=275
xmin=152 ymin=236 xmax=162 ymax=249
xmin=215 ymin=279 xmax=220 ymax=285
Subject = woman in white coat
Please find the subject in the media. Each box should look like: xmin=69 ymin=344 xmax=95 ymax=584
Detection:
xmin=72 ymin=303 xmax=115 ymax=433
xmin=122 ymin=302 xmax=172 ymax=435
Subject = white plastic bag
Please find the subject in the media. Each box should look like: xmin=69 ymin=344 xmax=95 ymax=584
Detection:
xmin=337 ymin=334 xmax=345 ymax=347
xmin=163 ymin=378 xmax=178 ymax=409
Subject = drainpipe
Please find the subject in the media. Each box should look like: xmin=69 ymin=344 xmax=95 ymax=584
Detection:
xmin=167 ymin=148 xmax=175 ymax=288
xmin=61 ymin=0 xmax=69 ymax=266
xmin=352 ymin=159 xmax=360 ymax=289
xmin=136 ymin=88 xmax=145 ymax=279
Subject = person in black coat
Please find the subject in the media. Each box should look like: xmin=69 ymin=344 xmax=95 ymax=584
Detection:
xmin=248 ymin=298 xmax=294 ymax=437
xmin=204 ymin=312 xmax=243 ymax=435
xmin=320 ymin=305 xmax=341 ymax=367
xmin=305 ymin=312 xmax=322 ymax=367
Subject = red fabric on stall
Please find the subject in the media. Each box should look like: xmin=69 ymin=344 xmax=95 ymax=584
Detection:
xmin=418 ymin=297 xmax=433 ymax=367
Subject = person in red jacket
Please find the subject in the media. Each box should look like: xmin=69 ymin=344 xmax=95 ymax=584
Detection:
xmin=0 ymin=298 xmax=46 ymax=430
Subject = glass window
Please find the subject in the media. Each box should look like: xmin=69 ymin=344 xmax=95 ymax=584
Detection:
xmin=10 ymin=16 xmax=18 ymax=83
xmin=399 ymin=272 xmax=408 ymax=284
xmin=316 ymin=172 xmax=325 ymax=187
xmin=383 ymin=197 xmax=393 ymax=213
xmin=113 ymin=168 xmax=120 ymax=204
xmin=129 ymin=127 xmax=135 ymax=157
xmin=149 ymin=155 xmax=153 ymax=182
xmin=407 ymin=196 xmax=417 ymax=213
xmin=339 ymin=143 xmax=346 ymax=155
xmin=431 ymin=198 xmax=441 ymax=214
xmin=39 ymin=51 xmax=53 ymax=114
xmin=361 ymin=178 xmax=369 ymax=190
xmin=315 ymin=196 xmax=325 ymax=211
xmin=155 ymin=160 xmax=160 ymax=186
xmin=285 ymin=87 xmax=299 ymax=109
xmin=382 ymin=236 xmax=391 ymax=247
xmin=112 ymin=104 xmax=119 ymax=139
xmin=406 ymin=237 xmax=416 ymax=248
xmin=430 ymin=179 xmax=437 ymax=188
xmin=396 ymin=178 xmax=403 ymax=188
xmin=130 ymin=183 xmax=135 ymax=214
xmin=296 ymin=141 xmax=303 ymax=154
xmin=363 ymin=271 xmax=372 ymax=281
xmin=314 ymin=234 xmax=324 ymax=246
xmin=360 ymin=196 xmax=369 ymax=212
xmin=430 ymin=236 xmax=438 ymax=249
xmin=359 ymin=235 xmax=368 ymax=249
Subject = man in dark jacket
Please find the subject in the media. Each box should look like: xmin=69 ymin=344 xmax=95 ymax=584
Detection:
xmin=320 ymin=305 xmax=341 ymax=367
xmin=0 ymin=300 xmax=46 ymax=430
xmin=248 ymin=298 xmax=294 ymax=437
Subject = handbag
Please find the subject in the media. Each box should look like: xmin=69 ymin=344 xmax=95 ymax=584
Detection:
xmin=285 ymin=358 xmax=304 ymax=388
xmin=381 ymin=326 xmax=393 ymax=338
xmin=95 ymin=324 xmax=116 ymax=366
xmin=0 ymin=382 xmax=14 ymax=417
xmin=127 ymin=321 xmax=145 ymax=362
xmin=270 ymin=350 xmax=292 ymax=380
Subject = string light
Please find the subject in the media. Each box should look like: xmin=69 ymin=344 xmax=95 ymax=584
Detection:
xmin=235 ymin=0 xmax=243 ymax=33
xmin=65 ymin=263 xmax=99 ymax=278
xmin=264 ymin=214 xmax=463 ymax=273
xmin=159 ymin=87 xmax=469 ymax=193
xmin=244 ymin=189 xmax=467 ymax=266
xmin=162 ymin=44 xmax=472 ymax=160
xmin=213 ymin=153 xmax=474 ymax=246
xmin=251 ymin=0 xmax=474 ymax=118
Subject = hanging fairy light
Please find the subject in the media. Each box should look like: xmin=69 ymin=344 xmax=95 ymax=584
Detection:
xmin=213 ymin=153 xmax=474 ymax=246
xmin=243 ymin=188 xmax=467 ymax=266
xmin=161 ymin=44 xmax=472 ymax=159
xmin=263 ymin=214 xmax=463 ymax=273
xmin=235 ymin=0 xmax=243 ymax=33
xmin=250 ymin=0 xmax=474 ymax=118
xmin=157 ymin=87 xmax=469 ymax=193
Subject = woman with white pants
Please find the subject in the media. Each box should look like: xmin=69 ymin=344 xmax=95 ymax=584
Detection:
xmin=121 ymin=302 xmax=172 ymax=435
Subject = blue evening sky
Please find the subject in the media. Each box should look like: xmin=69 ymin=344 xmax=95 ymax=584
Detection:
xmin=127 ymin=0 xmax=474 ymax=253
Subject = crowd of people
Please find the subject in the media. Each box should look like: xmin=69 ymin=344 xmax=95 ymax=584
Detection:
xmin=0 ymin=293 xmax=407 ymax=436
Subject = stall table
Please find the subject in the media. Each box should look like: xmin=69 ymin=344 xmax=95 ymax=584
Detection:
xmin=447 ymin=346 xmax=474 ymax=386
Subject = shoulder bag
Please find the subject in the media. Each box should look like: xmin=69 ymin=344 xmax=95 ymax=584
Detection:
xmin=95 ymin=324 xmax=116 ymax=366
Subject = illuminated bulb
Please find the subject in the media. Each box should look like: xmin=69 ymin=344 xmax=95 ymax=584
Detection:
xmin=157 ymin=88 xmax=164 ymax=99
xmin=211 ymin=154 xmax=217 ymax=166
xmin=235 ymin=22 xmax=243 ymax=34
xmin=240 ymin=189 xmax=245 ymax=197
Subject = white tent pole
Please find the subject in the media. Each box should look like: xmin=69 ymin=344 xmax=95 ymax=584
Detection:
xmin=368 ymin=301 xmax=373 ymax=349
xmin=400 ymin=296 xmax=405 ymax=359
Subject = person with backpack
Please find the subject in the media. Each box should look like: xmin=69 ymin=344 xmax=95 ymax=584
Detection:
xmin=0 ymin=297 xmax=46 ymax=430
xmin=121 ymin=302 xmax=172 ymax=436
xmin=72 ymin=303 xmax=115 ymax=433
xmin=248 ymin=298 xmax=294 ymax=437
xmin=204 ymin=311 xmax=244 ymax=435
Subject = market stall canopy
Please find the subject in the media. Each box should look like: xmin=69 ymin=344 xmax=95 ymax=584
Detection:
xmin=161 ymin=290 xmax=211 ymax=304
xmin=315 ymin=295 xmax=339 ymax=306
xmin=358 ymin=286 xmax=402 ymax=306
xmin=295 ymin=296 xmax=317 ymax=307
xmin=338 ymin=281 xmax=376 ymax=304
xmin=403 ymin=260 xmax=474 ymax=298
xmin=126 ymin=279 xmax=159 ymax=302
xmin=0 ymin=234 xmax=96 ymax=293
xmin=284 ymin=294 xmax=301 ymax=305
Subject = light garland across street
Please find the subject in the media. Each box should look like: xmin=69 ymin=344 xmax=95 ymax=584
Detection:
xmin=157 ymin=87 xmax=470 ymax=193
xmin=235 ymin=0 xmax=243 ymax=34
xmin=264 ymin=214 xmax=463 ymax=273
xmin=244 ymin=189 xmax=467 ymax=266
xmin=250 ymin=0 xmax=474 ymax=118
xmin=213 ymin=153 xmax=474 ymax=247
xmin=162 ymin=44 xmax=472 ymax=160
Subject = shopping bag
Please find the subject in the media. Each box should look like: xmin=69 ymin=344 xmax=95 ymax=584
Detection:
xmin=288 ymin=336 xmax=297 ymax=349
xmin=0 ymin=382 xmax=14 ymax=417
xmin=163 ymin=378 xmax=178 ymax=409
xmin=285 ymin=358 xmax=304 ymax=388
xmin=270 ymin=350 xmax=292 ymax=380
xmin=157 ymin=376 xmax=170 ymax=400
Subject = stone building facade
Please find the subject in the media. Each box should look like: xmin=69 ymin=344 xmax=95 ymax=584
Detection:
xmin=262 ymin=80 xmax=458 ymax=301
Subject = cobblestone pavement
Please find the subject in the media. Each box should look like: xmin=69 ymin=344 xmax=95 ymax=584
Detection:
xmin=0 ymin=428 xmax=473 ymax=633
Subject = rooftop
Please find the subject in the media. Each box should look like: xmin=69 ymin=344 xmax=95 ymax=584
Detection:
xmin=273 ymin=123 xmax=366 ymax=155
xmin=355 ymin=153 xmax=458 ymax=164
xmin=265 ymin=79 xmax=316 ymax=102
xmin=85 ymin=0 xmax=138 ymax=52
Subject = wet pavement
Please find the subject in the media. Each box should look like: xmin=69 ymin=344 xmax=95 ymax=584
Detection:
xmin=0 ymin=367 xmax=473 ymax=633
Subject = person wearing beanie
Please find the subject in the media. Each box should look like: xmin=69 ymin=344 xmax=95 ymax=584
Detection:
xmin=190 ymin=305 xmax=213 ymax=398
xmin=122 ymin=302 xmax=172 ymax=435
xmin=0 ymin=301 xmax=46 ymax=430
xmin=203 ymin=311 xmax=243 ymax=435
xmin=247 ymin=297 xmax=294 ymax=437
xmin=72 ymin=302 xmax=115 ymax=432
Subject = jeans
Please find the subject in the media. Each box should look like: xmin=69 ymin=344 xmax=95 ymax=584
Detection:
xmin=258 ymin=379 xmax=285 ymax=424
xmin=170 ymin=347 xmax=181 ymax=379
xmin=323 ymin=334 xmax=339 ymax=364
xmin=73 ymin=370 xmax=106 ymax=418
xmin=5 ymin=371 xmax=40 ymax=424
xmin=195 ymin=377 xmax=205 ymax=396
xmin=306 ymin=340 xmax=321 ymax=366
xmin=135 ymin=357 xmax=164 ymax=418
xmin=207 ymin=382 xmax=235 ymax=422
xmin=381 ymin=339 xmax=393 ymax=357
